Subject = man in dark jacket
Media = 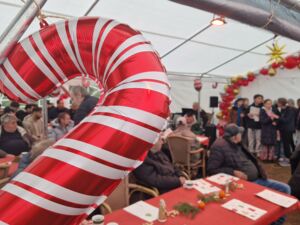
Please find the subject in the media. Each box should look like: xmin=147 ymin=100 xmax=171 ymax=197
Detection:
xmin=277 ymin=98 xmax=296 ymax=159
xmin=133 ymin=136 xmax=186 ymax=194
xmin=70 ymin=86 xmax=98 ymax=125
xmin=245 ymin=94 xmax=263 ymax=156
xmin=296 ymin=98 xmax=300 ymax=146
xmin=289 ymin=143 xmax=300 ymax=199
xmin=208 ymin=124 xmax=290 ymax=193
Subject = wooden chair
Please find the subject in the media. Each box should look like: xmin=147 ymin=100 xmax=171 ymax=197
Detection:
xmin=100 ymin=175 xmax=159 ymax=214
xmin=0 ymin=163 xmax=11 ymax=188
xmin=0 ymin=154 xmax=19 ymax=188
xmin=167 ymin=135 xmax=206 ymax=178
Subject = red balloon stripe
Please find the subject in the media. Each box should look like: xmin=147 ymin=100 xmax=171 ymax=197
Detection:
xmin=0 ymin=17 xmax=169 ymax=225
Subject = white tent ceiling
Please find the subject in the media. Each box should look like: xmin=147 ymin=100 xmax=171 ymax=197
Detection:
xmin=1 ymin=0 xmax=300 ymax=79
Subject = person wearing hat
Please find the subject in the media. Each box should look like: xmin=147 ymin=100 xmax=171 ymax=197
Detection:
xmin=207 ymin=123 xmax=290 ymax=193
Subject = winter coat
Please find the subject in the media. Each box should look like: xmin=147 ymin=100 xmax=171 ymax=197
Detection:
xmin=245 ymin=103 xmax=263 ymax=129
xmin=296 ymin=108 xmax=300 ymax=131
xmin=73 ymin=95 xmax=98 ymax=125
xmin=278 ymin=106 xmax=296 ymax=132
xmin=207 ymin=137 xmax=267 ymax=179
xmin=229 ymin=106 xmax=246 ymax=127
xmin=259 ymin=108 xmax=277 ymax=146
xmin=133 ymin=151 xmax=183 ymax=193
xmin=288 ymin=144 xmax=300 ymax=199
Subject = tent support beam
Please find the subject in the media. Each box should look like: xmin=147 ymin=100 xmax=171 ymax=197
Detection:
xmin=201 ymin=35 xmax=276 ymax=77
xmin=171 ymin=0 xmax=300 ymax=42
xmin=0 ymin=0 xmax=47 ymax=64
xmin=161 ymin=24 xmax=211 ymax=59
xmin=84 ymin=0 xmax=100 ymax=16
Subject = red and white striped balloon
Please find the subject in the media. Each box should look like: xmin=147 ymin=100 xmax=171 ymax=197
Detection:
xmin=0 ymin=17 xmax=170 ymax=225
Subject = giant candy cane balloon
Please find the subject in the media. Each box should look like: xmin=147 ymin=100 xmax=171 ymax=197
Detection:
xmin=0 ymin=17 xmax=170 ymax=225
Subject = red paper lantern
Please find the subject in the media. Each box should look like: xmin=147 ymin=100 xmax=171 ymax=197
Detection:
xmin=284 ymin=56 xmax=298 ymax=69
xmin=194 ymin=79 xmax=202 ymax=91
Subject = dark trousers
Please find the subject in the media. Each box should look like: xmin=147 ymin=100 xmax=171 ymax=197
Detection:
xmin=281 ymin=131 xmax=294 ymax=158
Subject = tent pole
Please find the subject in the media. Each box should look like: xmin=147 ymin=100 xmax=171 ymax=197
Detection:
xmin=161 ymin=24 xmax=211 ymax=59
xmin=0 ymin=0 xmax=48 ymax=64
xmin=84 ymin=0 xmax=100 ymax=16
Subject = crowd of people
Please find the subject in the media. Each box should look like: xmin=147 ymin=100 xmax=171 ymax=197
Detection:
xmin=228 ymin=95 xmax=300 ymax=166
xmin=0 ymin=86 xmax=98 ymax=173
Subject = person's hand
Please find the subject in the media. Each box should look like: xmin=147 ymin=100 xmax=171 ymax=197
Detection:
xmin=233 ymin=170 xmax=248 ymax=180
xmin=179 ymin=176 xmax=186 ymax=185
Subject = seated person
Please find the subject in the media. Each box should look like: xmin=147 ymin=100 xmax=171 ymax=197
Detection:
xmin=207 ymin=123 xmax=290 ymax=225
xmin=48 ymin=112 xmax=74 ymax=141
xmin=288 ymin=143 xmax=300 ymax=199
xmin=0 ymin=114 xmax=31 ymax=156
xmin=133 ymin=135 xmax=186 ymax=194
xmin=23 ymin=107 xmax=46 ymax=142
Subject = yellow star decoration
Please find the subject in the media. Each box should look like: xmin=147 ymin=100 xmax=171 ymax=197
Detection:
xmin=266 ymin=40 xmax=286 ymax=64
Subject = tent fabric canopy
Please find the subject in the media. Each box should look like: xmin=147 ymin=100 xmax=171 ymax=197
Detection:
xmin=0 ymin=0 xmax=300 ymax=112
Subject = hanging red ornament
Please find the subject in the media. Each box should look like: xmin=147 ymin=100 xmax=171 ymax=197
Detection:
xmin=284 ymin=56 xmax=298 ymax=69
xmin=241 ymin=79 xmax=249 ymax=86
xmin=194 ymin=79 xmax=202 ymax=91
xmin=247 ymin=73 xmax=256 ymax=82
xmin=260 ymin=68 xmax=269 ymax=75
xmin=212 ymin=82 xmax=218 ymax=89
xmin=271 ymin=62 xmax=280 ymax=69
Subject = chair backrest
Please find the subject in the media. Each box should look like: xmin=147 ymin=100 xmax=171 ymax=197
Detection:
xmin=167 ymin=135 xmax=191 ymax=165
xmin=104 ymin=177 xmax=129 ymax=211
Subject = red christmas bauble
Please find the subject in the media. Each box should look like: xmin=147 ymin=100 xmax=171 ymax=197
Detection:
xmin=284 ymin=56 xmax=298 ymax=69
xmin=260 ymin=68 xmax=269 ymax=75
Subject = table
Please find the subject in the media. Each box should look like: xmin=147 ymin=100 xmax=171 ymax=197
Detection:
xmin=196 ymin=135 xmax=209 ymax=146
xmin=0 ymin=154 xmax=18 ymax=177
xmin=105 ymin=179 xmax=299 ymax=225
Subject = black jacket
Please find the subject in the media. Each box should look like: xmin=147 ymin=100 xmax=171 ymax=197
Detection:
xmin=73 ymin=95 xmax=98 ymax=125
xmin=296 ymin=108 xmax=300 ymax=131
xmin=245 ymin=103 xmax=263 ymax=129
xmin=133 ymin=151 xmax=182 ymax=193
xmin=278 ymin=106 xmax=296 ymax=132
xmin=207 ymin=137 xmax=267 ymax=179
xmin=288 ymin=144 xmax=300 ymax=199
xmin=259 ymin=108 xmax=277 ymax=146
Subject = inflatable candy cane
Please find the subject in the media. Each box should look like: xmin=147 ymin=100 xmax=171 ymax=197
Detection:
xmin=0 ymin=17 xmax=170 ymax=225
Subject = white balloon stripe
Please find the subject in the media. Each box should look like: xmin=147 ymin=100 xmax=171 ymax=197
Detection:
xmin=117 ymin=71 xmax=170 ymax=88
xmin=95 ymin=105 xmax=166 ymax=130
xmin=55 ymin=22 xmax=84 ymax=75
xmin=92 ymin=18 xmax=110 ymax=76
xmin=55 ymin=138 xmax=142 ymax=169
xmin=20 ymin=39 xmax=60 ymax=85
xmin=32 ymin=32 xmax=68 ymax=82
xmin=0 ymin=68 xmax=34 ymax=103
xmin=42 ymin=148 xmax=128 ymax=180
xmin=103 ymin=44 xmax=154 ymax=86
xmin=83 ymin=114 xmax=159 ymax=144
xmin=106 ymin=81 xmax=170 ymax=100
xmin=3 ymin=60 xmax=41 ymax=99
xmin=68 ymin=19 xmax=88 ymax=75
xmin=103 ymin=34 xmax=146 ymax=79
xmin=0 ymin=221 xmax=9 ymax=225
xmin=95 ymin=20 xmax=120 ymax=78
xmin=13 ymin=172 xmax=98 ymax=205
xmin=2 ymin=184 xmax=91 ymax=216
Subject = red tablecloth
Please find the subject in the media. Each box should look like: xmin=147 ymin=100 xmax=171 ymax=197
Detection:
xmin=105 ymin=179 xmax=299 ymax=225
xmin=196 ymin=135 xmax=209 ymax=146
xmin=0 ymin=154 xmax=15 ymax=164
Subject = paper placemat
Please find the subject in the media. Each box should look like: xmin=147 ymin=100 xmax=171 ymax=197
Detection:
xmin=124 ymin=201 xmax=158 ymax=222
xmin=256 ymin=189 xmax=298 ymax=208
xmin=207 ymin=173 xmax=239 ymax=185
xmin=222 ymin=199 xmax=267 ymax=221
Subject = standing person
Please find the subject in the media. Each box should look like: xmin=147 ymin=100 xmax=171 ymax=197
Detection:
xmin=259 ymin=99 xmax=279 ymax=161
xmin=229 ymin=98 xmax=245 ymax=127
xmin=296 ymin=99 xmax=300 ymax=146
xmin=278 ymin=98 xmax=296 ymax=165
xmin=70 ymin=86 xmax=98 ymax=125
xmin=23 ymin=107 xmax=46 ymax=143
xmin=246 ymin=94 xmax=264 ymax=157
xmin=192 ymin=102 xmax=208 ymax=129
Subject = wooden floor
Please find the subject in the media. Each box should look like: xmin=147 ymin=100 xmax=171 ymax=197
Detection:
xmin=261 ymin=162 xmax=300 ymax=225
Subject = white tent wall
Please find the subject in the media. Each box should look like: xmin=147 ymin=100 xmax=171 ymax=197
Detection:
xmin=239 ymin=68 xmax=300 ymax=102
xmin=169 ymin=78 xmax=226 ymax=113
